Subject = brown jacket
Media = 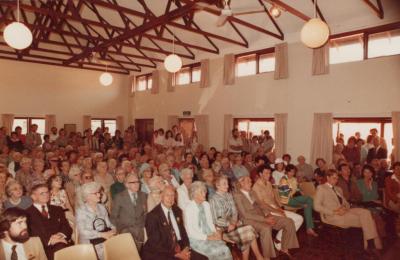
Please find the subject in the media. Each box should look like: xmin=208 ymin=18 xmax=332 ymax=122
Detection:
xmin=0 ymin=237 xmax=47 ymax=260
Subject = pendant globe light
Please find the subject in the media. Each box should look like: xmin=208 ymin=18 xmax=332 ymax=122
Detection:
xmin=3 ymin=0 xmax=33 ymax=50
xmin=300 ymin=0 xmax=330 ymax=48
xmin=99 ymin=64 xmax=113 ymax=86
xmin=164 ymin=31 xmax=182 ymax=73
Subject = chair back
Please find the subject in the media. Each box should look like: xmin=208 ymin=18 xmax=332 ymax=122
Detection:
xmin=104 ymin=233 xmax=141 ymax=260
xmin=299 ymin=181 xmax=316 ymax=198
xmin=54 ymin=244 xmax=97 ymax=260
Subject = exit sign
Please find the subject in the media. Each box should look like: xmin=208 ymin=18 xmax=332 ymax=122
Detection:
xmin=182 ymin=111 xmax=191 ymax=116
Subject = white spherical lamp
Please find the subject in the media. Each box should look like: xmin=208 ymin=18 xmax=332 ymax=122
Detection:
xmin=99 ymin=72 xmax=113 ymax=86
xmin=300 ymin=18 xmax=330 ymax=48
xmin=4 ymin=22 xmax=33 ymax=50
xmin=164 ymin=54 xmax=182 ymax=73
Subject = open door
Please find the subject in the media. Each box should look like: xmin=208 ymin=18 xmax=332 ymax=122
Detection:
xmin=179 ymin=118 xmax=196 ymax=145
xmin=135 ymin=119 xmax=154 ymax=144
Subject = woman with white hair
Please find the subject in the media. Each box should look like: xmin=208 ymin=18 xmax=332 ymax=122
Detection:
xmin=147 ymin=175 xmax=166 ymax=211
xmin=184 ymin=181 xmax=232 ymax=260
xmin=177 ymin=168 xmax=193 ymax=210
xmin=76 ymin=182 xmax=116 ymax=260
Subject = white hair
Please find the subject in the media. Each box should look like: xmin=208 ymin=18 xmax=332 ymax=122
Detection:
xmin=188 ymin=181 xmax=207 ymax=200
xmin=180 ymin=168 xmax=193 ymax=180
xmin=81 ymin=182 xmax=101 ymax=202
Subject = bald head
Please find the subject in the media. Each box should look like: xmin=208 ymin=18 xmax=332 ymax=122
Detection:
xmin=161 ymin=186 xmax=176 ymax=209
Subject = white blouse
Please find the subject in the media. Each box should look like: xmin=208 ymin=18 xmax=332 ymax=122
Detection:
xmin=183 ymin=200 xmax=216 ymax=241
xmin=177 ymin=184 xmax=190 ymax=210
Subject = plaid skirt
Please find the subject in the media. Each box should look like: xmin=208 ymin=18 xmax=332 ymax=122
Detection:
xmin=223 ymin=225 xmax=257 ymax=251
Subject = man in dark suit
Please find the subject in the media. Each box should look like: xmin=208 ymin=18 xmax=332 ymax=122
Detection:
xmin=110 ymin=173 xmax=147 ymax=251
xmin=142 ymin=186 xmax=207 ymax=260
xmin=26 ymin=183 xmax=72 ymax=260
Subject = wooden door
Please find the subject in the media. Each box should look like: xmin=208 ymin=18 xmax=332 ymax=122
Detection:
xmin=135 ymin=119 xmax=154 ymax=144
xmin=179 ymin=118 xmax=195 ymax=145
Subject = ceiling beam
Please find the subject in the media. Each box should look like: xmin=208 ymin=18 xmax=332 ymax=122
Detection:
xmin=362 ymin=0 xmax=384 ymax=19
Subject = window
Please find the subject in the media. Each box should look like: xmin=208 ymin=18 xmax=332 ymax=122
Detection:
xmin=135 ymin=73 xmax=152 ymax=91
xmin=368 ymin=29 xmax=400 ymax=58
xmin=91 ymin=119 xmax=117 ymax=135
xmin=173 ymin=63 xmax=201 ymax=86
xmin=12 ymin=117 xmax=45 ymax=138
xmin=333 ymin=118 xmax=393 ymax=156
xmin=234 ymin=118 xmax=275 ymax=138
xmin=235 ymin=48 xmax=275 ymax=77
xmin=329 ymin=34 xmax=364 ymax=64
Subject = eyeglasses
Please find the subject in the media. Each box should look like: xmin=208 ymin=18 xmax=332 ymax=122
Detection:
xmin=84 ymin=176 xmax=93 ymax=180
xmin=128 ymin=181 xmax=140 ymax=184
xmin=90 ymin=191 xmax=101 ymax=195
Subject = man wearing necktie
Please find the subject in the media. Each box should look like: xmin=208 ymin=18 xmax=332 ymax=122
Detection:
xmin=142 ymin=186 xmax=207 ymax=260
xmin=314 ymin=169 xmax=382 ymax=255
xmin=0 ymin=207 xmax=47 ymax=260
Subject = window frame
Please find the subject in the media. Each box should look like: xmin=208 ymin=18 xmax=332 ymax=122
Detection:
xmin=233 ymin=117 xmax=275 ymax=137
xmin=235 ymin=47 xmax=275 ymax=77
xmin=135 ymin=73 xmax=152 ymax=91
xmin=13 ymin=117 xmax=45 ymax=134
xmin=333 ymin=117 xmax=391 ymax=138
xmin=91 ymin=118 xmax=117 ymax=133
xmin=329 ymin=22 xmax=400 ymax=64
xmin=173 ymin=62 xmax=201 ymax=86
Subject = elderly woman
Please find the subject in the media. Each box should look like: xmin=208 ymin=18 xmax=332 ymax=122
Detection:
xmin=147 ymin=175 xmax=166 ymax=211
xmin=3 ymin=180 xmax=33 ymax=210
xmin=76 ymin=182 xmax=116 ymax=260
xmin=202 ymin=168 xmax=216 ymax=199
xmin=177 ymin=168 xmax=193 ymax=210
xmin=139 ymin=163 xmax=152 ymax=194
xmin=278 ymin=164 xmax=318 ymax=236
xmin=210 ymin=176 xmax=263 ymax=260
xmin=184 ymin=181 xmax=232 ymax=260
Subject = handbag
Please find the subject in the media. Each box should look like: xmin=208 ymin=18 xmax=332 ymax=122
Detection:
xmin=89 ymin=216 xmax=111 ymax=245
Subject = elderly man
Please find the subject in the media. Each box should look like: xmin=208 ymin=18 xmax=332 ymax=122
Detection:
xmin=314 ymin=169 xmax=382 ymax=253
xmin=142 ymin=186 xmax=207 ymax=260
xmin=25 ymin=184 xmax=72 ymax=260
xmin=233 ymin=176 xmax=299 ymax=259
xmin=228 ymin=129 xmax=243 ymax=154
xmin=111 ymin=173 xmax=147 ymax=251
xmin=25 ymin=124 xmax=42 ymax=150
xmin=159 ymin=163 xmax=179 ymax=188
xmin=0 ymin=207 xmax=47 ymax=260
xmin=295 ymin=155 xmax=314 ymax=182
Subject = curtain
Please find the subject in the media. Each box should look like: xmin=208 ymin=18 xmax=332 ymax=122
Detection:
xmin=151 ymin=70 xmax=160 ymax=94
xmin=274 ymin=42 xmax=289 ymax=80
xmin=200 ymin=59 xmax=210 ymax=88
xmin=45 ymin=115 xmax=56 ymax=134
xmin=129 ymin=75 xmax=135 ymax=97
xmin=223 ymin=114 xmax=233 ymax=150
xmin=166 ymin=72 xmax=174 ymax=92
xmin=310 ymin=113 xmax=333 ymax=165
xmin=83 ymin=115 xmax=91 ymax=131
xmin=274 ymin=113 xmax=288 ymax=157
xmin=392 ymin=111 xmax=400 ymax=162
xmin=116 ymin=116 xmax=124 ymax=131
xmin=223 ymin=54 xmax=235 ymax=85
xmin=312 ymin=43 xmax=330 ymax=75
xmin=194 ymin=115 xmax=209 ymax=149
xmin=1 ymin=114 xmax=14 ymax=135
xmin=167 ymin=115 xmax=179 ymax=130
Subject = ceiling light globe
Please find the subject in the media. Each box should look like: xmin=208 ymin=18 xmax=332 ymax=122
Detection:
xmin=4 ymin=22 xmax=33 ymax=50
xmin=164 ymin=54 xmax=182 ymax=73
xmin=269 ymin=6 xmax=281 ymax=18
xmin=300 ymin=18 xmax=330 ymax=48
xmin=99 ymin=72 xmax=113 ymax=86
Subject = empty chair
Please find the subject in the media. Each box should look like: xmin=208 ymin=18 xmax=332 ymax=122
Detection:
xmin=104 ymin=233 xmax=140 ymax=260
xmin=54 ymin=244 xmax=97 ymax=260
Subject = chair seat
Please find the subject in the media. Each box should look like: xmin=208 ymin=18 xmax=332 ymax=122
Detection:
xmin=54 ymin=244 xmax=97 ymax=260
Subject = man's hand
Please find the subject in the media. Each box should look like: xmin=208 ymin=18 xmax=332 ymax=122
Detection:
xmin=175 ymin=247 xmax=191 ymax=260
xmin=207 ymin=231 xmax=222 ymax=241
xmin=100 ymin=230 xmax=116 ymax=240
xmin=334 ymin=207 xmax=347 ymax=216
xmin=48 ymin=234 xmax=68 ymax=246
xmin=265 ymin=215 xmax=276 ymax=225
xmin=227 ymin=223 xmax=236 ymax=232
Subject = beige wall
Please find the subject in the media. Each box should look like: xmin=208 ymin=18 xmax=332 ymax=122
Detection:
xmin=131 ymin=42 xmax=400 ymax=160
xmin=0 ymin=59 xmax=130 ymax=132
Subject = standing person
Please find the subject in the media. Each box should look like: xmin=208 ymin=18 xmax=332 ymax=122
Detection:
xmin=25 ymin=184 xmax=72 ymax=260
xmin=25 ymin=124 xmax=42 ymax=150
xmin=142 ymin=186 xmax=207 ymax=260
xmin=261 ymin=130 xmax=274 ymax=153
xmin=228 ymin=129 xmax=243 ymax=154
xmin=111 ymin=173 xmax=147 ymax=251
xmin=0 ymin=207 xmax=47 ymax=260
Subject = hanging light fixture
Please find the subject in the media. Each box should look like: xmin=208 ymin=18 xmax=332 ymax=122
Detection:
xmin=99 ymin=64 xmax=113 ymax=86
xmin=164 ymin=31 xmax=182 ymax=73
xmin=3 ymin=0 xmax=32 ymax=50
xmin=300 ymin=0 xmax=330 ymax=48
xmin=269 ymin=5 xmax=281 ymax=18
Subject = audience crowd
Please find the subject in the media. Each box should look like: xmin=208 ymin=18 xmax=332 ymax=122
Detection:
xmin=0 ymin=124 xmax=399 ymax=260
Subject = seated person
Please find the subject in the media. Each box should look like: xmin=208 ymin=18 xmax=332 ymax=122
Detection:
xmin=234 ymin=176 xmax=299 ymax=259
xmin=295 ymin=155 xmax=314 ymax=182
xmin=76 ymin=182 xmax=116 ymax=260
xmin=384 ymin=161 xmax=400 ymax=214
xmin=278 ymin=164 xmax=318 ymax=236
xmin=210 ymin=175 xmax=263 ymax=260
xmin=314 ymin=169 xmax=382 ymax=252
xmin=142 ymin=186 xmax=207 ymax=260
xmin=0 ymin=207 xmax=47 ymax=260
xmin=177 ymin=168 xmax=193 ymax=210
xmin=3 ymin=180 xmax=33 ymax=210
xmin=337 ymin=163 xmax=362 ymax=204
xmin=147 ymin=175 xmax=166 ymax=212
xmin=26 ymin=184 xmax=73 ymax=260
xmin=184 ymin=181 xmax=232 ymax=260
xmin=252 ymin=165 xmax=304 ymax=246
xmin=110 ymin=167 xmax=126 ymax=199
xmin=111 ymin=173 xmax=147 ymax=251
